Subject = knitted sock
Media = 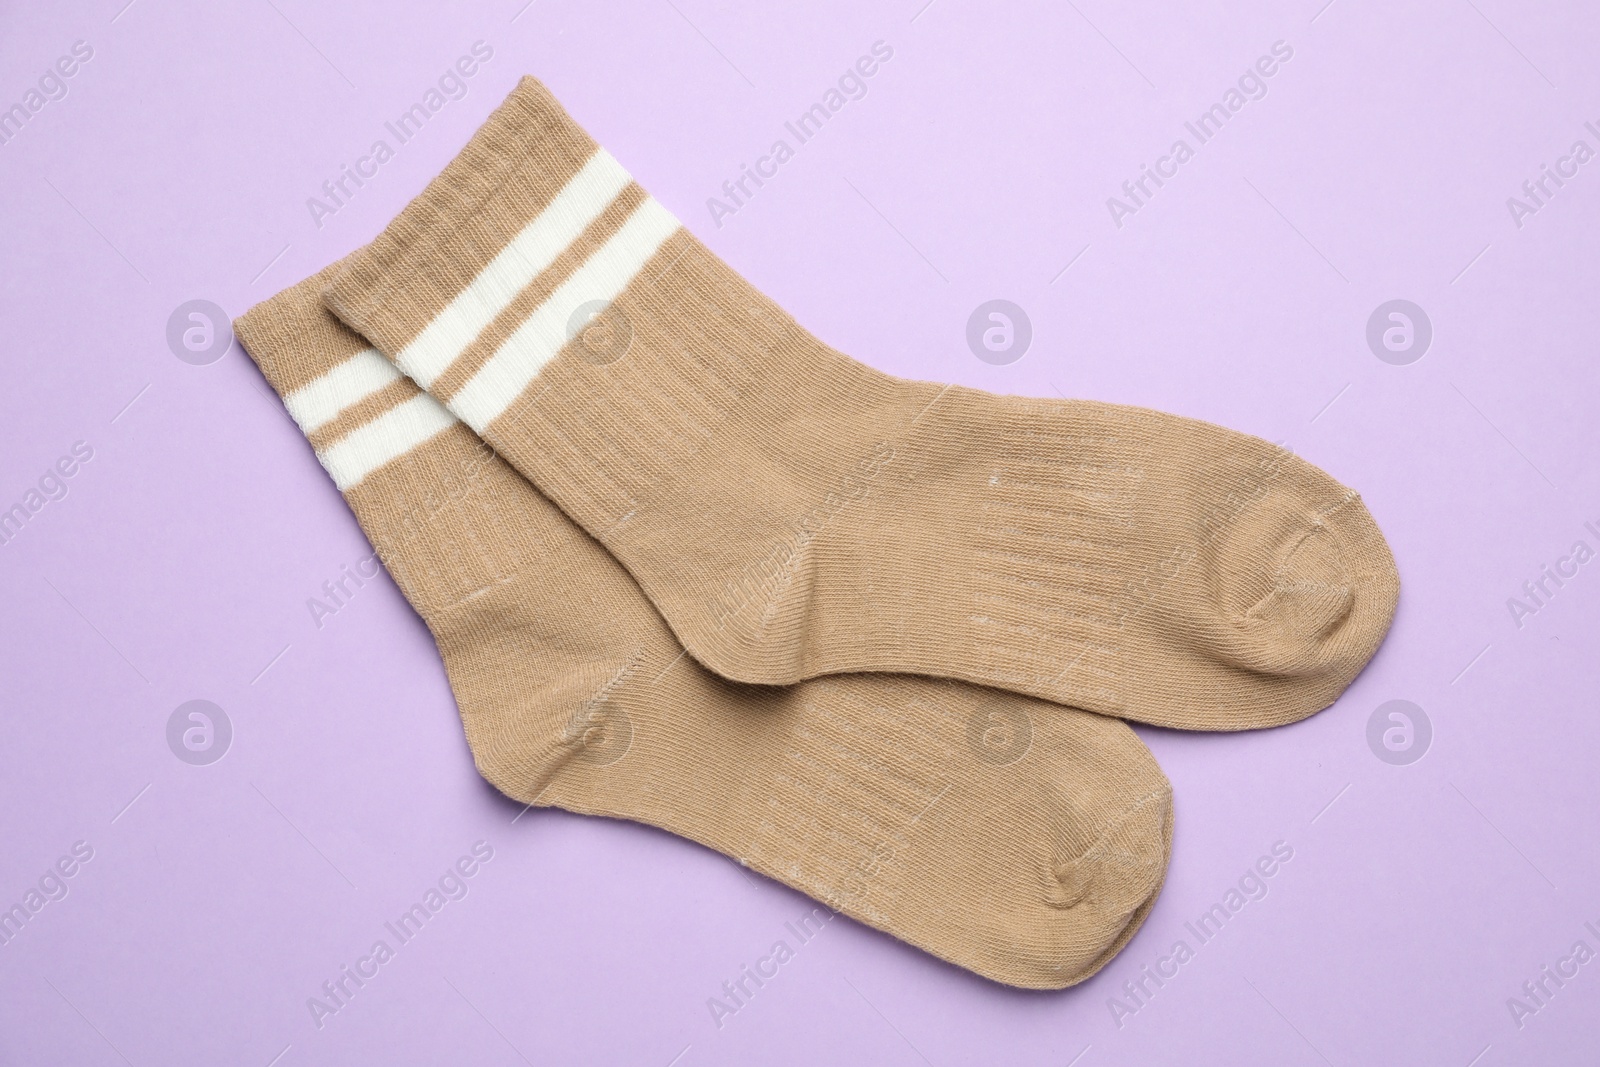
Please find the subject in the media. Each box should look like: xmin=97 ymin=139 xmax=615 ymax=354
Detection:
xmin=237 ymin=267 xmax=1173 ymax=990
xmin=323 ymin=77 xmax=1400 ymax=732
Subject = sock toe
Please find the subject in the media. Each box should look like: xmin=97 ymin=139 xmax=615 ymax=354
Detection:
xmin=1310 ymin=487 xmax=1401 ymax=665
xmin=1029 ymin=775 xmax=1173 ymax=988
xmin=1212 ymin=485 xmax=1394 ymax=679
xmin=1222 ymin=492 xmax=1353 ymax=668
xmin=1050 ymin=787 xmax=1170 ymax=914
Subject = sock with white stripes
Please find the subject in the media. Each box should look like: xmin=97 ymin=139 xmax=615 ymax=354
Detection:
xmin=324 ymin=77 xmax=1400 ymax=732
xmin=236 ymin=266 xmax=1173 ymax=990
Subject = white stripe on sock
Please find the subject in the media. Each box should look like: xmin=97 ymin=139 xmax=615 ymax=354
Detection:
xmin=318 ymin=393 xmax=457 ymax=491
xmin=393 ymin=148 xmax=633 ymax=388
xmin=283 ymin=348 xmax=403 ymax=433
xmin=450 ymin=196 xmax=680 ymax=432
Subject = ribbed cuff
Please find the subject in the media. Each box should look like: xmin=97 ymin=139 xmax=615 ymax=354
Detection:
xmin=236 ymin=262 xmax=370 ymax=399
xmin=323 ymin=76 xmax=601 ymax=363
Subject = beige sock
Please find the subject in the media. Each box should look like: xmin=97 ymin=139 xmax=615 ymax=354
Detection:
xmin=323 ymin=77 xmax=1399 ymax=732
xmin=236 ymin=267 xmax=1173 ymax=990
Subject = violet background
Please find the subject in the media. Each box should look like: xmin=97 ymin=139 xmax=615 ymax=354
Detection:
xmin=2 ymin=0 xmax=1598 ymax=1063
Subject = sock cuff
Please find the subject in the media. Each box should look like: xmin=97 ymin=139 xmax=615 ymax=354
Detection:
xmin=323 ymin=75 xmax=612 ymax=371
xmin=237 ymin=264 xmax=369 ymax=398
xmin=312 ymin=75 xmax=854 ymax=526
xmin=238 ymin=267 xmax=462 ymax=494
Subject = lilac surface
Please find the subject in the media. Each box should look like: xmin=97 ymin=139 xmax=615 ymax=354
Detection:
xmin=2 ymin=0 xmax=1597 ymax=1063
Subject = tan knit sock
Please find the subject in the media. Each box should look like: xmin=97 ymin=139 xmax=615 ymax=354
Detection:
xmin=236 ymin=267 xmax=1173 ymax=990
xmin=323 ymin=77 xmax=1399 ymax=732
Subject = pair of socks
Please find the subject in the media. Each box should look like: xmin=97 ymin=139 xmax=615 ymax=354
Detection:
xmin=239 ymin=272 xmax=1173 ymax=991
xmin=237 ymin=76 xmax=1397 ymax=989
